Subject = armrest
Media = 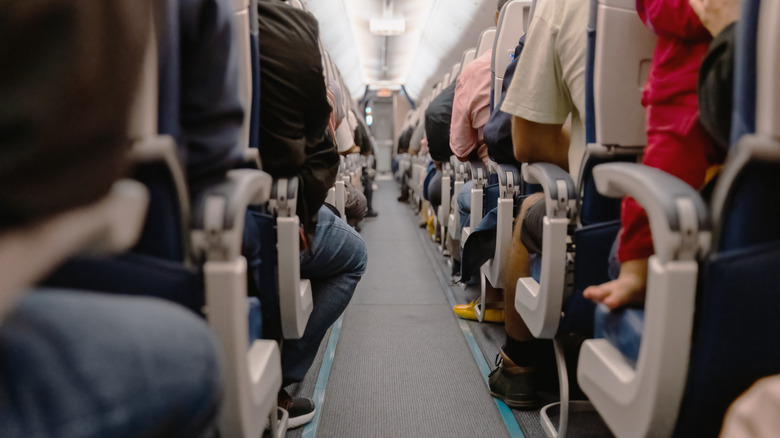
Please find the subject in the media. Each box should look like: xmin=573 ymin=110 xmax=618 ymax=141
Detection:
xmin=190 ymin=169 xmax=273 ymax=262
xmin=468 ymin=160 xmax=488 ymax=189
xmin=521 ymin=162 xmax=577 ymax=219
xmin=578 ymin=162 xmax=710 ymax=438
xmin=269 ymin=177 xmax=299 ymax=218
xmin=266 ymin=176 xmax=312 ymax=339
xmin=450 ymin=155 xmax=469 ymax=182
xmin=0 ymin=180 xmax=149 ymax=319
xmin=592 ymin=163 xmax=710 ymax=262
xmin=514 ymin=162 xmax=577 ymax=338
xmin=495 ymin=163 xmax=521 ymax=199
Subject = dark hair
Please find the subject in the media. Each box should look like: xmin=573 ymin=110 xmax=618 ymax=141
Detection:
xmin=497 ymin=0 xmax=511 ymax=13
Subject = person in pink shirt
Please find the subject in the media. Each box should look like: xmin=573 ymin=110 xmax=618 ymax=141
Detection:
xmin=450 ymin=0 xmax=508 ymax=270
xmin=584 ymin=0 xmax=725 ymax=309
xmin=450 ymin=49 xmax=493 ymax=166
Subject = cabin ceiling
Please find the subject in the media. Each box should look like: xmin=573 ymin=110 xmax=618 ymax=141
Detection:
xmin=302 ymin=0 xmax=497 ymax=102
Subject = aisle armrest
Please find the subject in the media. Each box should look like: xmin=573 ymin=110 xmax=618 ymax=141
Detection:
xmin=514 ymin=163 xmax=577 ymax=338
xmin=188 ymin=166 xmax=282 ymax=438
xmin=578 ymin=162 xmax=710 ymax=438
xmin=481 ymin=164 xmax=521 ymax=288
xmin=191 ymin=169 xmax=273 ymax=262
xmin=269 ymin=177 xmax=313 ymax=339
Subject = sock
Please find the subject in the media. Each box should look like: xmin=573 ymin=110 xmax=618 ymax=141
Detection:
xmin=502 ymin=336 xmax=538 ymax=367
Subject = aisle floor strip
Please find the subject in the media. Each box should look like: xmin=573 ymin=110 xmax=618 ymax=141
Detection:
xmin=301 ymin=314 xmax=344 ymax=438
xmin=418 ymin=232 xmax=525 ymax=438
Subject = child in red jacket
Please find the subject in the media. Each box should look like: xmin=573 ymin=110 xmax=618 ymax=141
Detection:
xmin=584 ymin=0 xmax=724 ymax=309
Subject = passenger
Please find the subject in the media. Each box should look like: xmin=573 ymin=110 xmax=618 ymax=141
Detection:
xmin=452 ymin=0 xmax=509 ymax=256
xmin=354 ymin=113 xmax=378 ymax=217
xmin=249 ymin=0 xmax=367 ymax=427
xmin=452 ymin=35 xmax=526 ymax=322
xmin=491 ymin=0 xmax=590 ymax=408
xmin=692 ymin=0 xmax=741 ymax=150
xmin=583 ymin=0 xmax=725 ymax=310
xmin=424 ymin=81 xmax=457 ymax=213
xmin=0 ymin=1 xmax=222 ymax=436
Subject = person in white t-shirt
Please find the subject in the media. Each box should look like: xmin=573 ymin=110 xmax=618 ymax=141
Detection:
xmin=487 ymin=0 xmax=589 ymax=409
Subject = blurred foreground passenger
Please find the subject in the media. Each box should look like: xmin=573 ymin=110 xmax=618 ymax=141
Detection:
xmin=0 ymin=2 xmax=222 ymax=437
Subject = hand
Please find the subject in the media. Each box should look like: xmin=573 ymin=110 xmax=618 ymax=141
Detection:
xmin=689 ymin=0 xmax=741 ymax=36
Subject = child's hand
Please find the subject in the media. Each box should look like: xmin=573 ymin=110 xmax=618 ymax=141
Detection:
xmin=689 ymin=0 xmax=741 ymax=36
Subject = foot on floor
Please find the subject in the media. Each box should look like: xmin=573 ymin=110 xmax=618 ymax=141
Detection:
xmin=488 ymin=350 xmax=540 ymax=409
xmin=453 ymin=299 xmax=504 ymax=323
xmin=278 ymin=388 xmax=316 ymax=429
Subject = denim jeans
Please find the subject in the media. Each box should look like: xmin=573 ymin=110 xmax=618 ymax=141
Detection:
xmin=457 ymin=180 xmax=474 ymax=239
xmin=0 ymin=290 xmax=222 ymax=438
xmin=281 ymin=206 xmax=367 ymax=384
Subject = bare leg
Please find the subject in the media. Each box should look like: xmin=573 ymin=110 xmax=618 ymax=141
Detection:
xmin=503 ymin=193 xmax=544 ymax=342
xmin=583 ymin=258 xmax=649 ymax=310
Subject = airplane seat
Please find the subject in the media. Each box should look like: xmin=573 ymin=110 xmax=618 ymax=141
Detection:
xmin=249 ymin=0 xmax=261 ymax=151
xmin=44 ymin=3 xmax=287 ymax=436
xmin=672 ymin=0 xmax=780 ymax=436
xmin=491 ymin=0 xmax=532 ymax=111
xmin=476 ymin=27 xmax=496 ymax=58
xmin=508 ymin=0 xmax=654 ymax=435
xmin=578 ymin=1 xmax=780 ymax=437
xmin=461 ymin=47 xmax=477 ymax=70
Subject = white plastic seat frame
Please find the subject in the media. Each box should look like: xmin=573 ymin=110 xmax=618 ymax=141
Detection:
xmin=476 ymin=27 xmax=496 ymax=57
xmin=233 ymin=0 xmax=253 ymax=153
xmin=461 ymin=47 xmax=477 ymax=70
xmin=491 ymin=1 xmax=533 ymax=109
xmin=448 ymin=155 xmax=469 ymax=251
xmin=580 ymin=2 xmax=780 ymax=436
xmin=438 ymin=162 xmax=453 ymax=255
xmin=269 ymin=178 xmax=314 ymax=341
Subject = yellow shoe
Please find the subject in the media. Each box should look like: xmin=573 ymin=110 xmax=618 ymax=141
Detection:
xmin=453 ymin=300 xmax=505 ymax=323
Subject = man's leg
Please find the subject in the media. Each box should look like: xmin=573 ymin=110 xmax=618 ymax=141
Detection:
xmin=0 ymin=290 xmax=222 ymax=438
xmin=281 ymin=206 xmax=367 ymax=384
xmin=488 ymin=193 xmax=545 ymax=409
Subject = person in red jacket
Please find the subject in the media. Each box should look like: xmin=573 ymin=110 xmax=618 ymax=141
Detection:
xmin=584 ymin=0 xmax=725 ymax=309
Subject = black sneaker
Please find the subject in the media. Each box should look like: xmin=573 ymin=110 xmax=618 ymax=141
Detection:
xmin=278 ymin=389 xmax=316 ymax=429
xmin=365 ymin=210 xmax=378 ymax=218
xmin=488 ymin=351 xmax=540 ymax=409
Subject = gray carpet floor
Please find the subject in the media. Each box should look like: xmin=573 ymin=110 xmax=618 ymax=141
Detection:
xmin=283 ymin=179 xmax=612 ymax=438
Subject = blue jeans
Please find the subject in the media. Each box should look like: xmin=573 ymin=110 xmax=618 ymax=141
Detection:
xmin=0 ymin=290 xmax=222 ymax=438
xmin=282 ymin=206 xmax=367 ymax=384
xmin=457 ymin=180 xmax=474 ymax=239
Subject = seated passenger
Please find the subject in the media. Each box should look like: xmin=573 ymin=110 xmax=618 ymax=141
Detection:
xmin=354 ymin=113 xmax=378 ymax=217
xmin=248 ymin=0 xmax=367 ymax=427
xmin=453 ymin=35 xmax=526 ymax=323
xmin=0 ymin=2 xmax=222 ymax=436
xmin=424 ymin=81 xmax=457 ymax=213
xmin=692 ymin=0 xmax=741 ymax=151
xmin=583 ymin=0 xmax=725 ymax=310
xmin=490 ymin=0 xmax=590 ymax=408
xmin=451 ymin=0 xmax=508 ymax=255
